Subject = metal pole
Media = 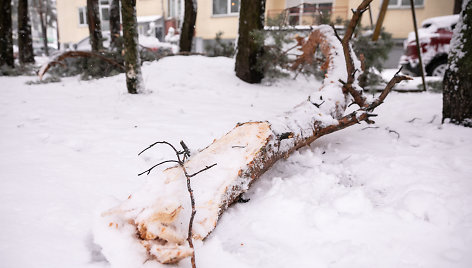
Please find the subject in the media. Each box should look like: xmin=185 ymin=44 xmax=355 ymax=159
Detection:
xmin=410 ymin=0 xmax=427 ymax=92
xmin=368 ymin=4 xmax=374 ymax=30
xmin=372 ymin=0 xmax=389 ymax=41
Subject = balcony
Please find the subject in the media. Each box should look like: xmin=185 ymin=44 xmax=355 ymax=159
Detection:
xmin=266 ymin=4 xmax=348 ymax=27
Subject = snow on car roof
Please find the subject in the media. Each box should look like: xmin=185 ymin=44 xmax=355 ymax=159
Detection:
xmin=421 ymin=15 xmax=459 ymax=29
xmin=137 ymin=15 xmax=162 ymax=23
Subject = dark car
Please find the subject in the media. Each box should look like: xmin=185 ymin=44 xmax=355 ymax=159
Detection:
xmin=399 ymin=15 xmax=459 ymax=77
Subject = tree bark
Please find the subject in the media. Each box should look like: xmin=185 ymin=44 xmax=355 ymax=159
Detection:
xmin=179 ymin=0 xmax=197 ymax=52
xmin=0 ymin=0 xmax=15 ymax=68
xmin=235 ymin=0 xmax=266 ymax=83
xmin=443 ymin=0 xmax=472 ymax=127
xmin=121 ymin=0 xmax=143 ymax=94
xmin=109 ymin=0 xmax=121 ymax=50
xmin=87 ymin=0 xmax=103 ymax=52
xmin=18 ymin=0 xmax=35 ymax=64
xmin=454 ymin=0 xmax=463 ymax=14
xmin=38 ymin=0 xmax=49 ymax=56
xmin=95 ymin=0 xmax=412 ymax=265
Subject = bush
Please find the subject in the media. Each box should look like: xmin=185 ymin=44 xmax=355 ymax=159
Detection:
xmin=205 ymin=31 xmax=235 ymax=57
xmin=252 ymin=15 xmax=393 ymax=88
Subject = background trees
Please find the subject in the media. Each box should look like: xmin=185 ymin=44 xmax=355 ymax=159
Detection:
xmin=179 ymin=0 xmax=197 ymax=52
xmin=0 ymin=0 xmax=14 ymax=68
xmin=443 ymin=0 xmax=471 ymax=127
xmin=87 ymin=0 xmax=103 ymax=52
xmin=121 ymin=0 xmax=143 ymax=94
xmin=18 ymin=0 xmax=35 ymax=64
xmin=109 ymin=0 xmax=121 ymax=50
xmin=235 ymin=0 xmax=266 ymax=83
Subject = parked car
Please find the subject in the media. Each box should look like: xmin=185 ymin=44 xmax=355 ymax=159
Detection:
xmin=399 ymin=14 xmax=459 ymax=77
xmin=73 ymin=32 xmax=177 ymax=54
xmin=33 ymin=45 xmax=59 ymax=56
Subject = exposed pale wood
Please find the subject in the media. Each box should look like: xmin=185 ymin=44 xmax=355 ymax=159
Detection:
xmin=97 ymin=0 xmax=411 ymax=264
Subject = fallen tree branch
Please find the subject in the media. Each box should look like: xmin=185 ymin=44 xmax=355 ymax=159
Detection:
xmin=95 ymin=0 xmax=411 ymax=265
xmin=38 ymin=50 xmax=125 ymax=80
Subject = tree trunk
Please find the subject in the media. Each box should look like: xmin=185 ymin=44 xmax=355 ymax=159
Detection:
xmin=18 ymin=0 xmax=35 ymax=64
xmin=87 ymin=0 xmax=103 ymax=52
xmin=0 ymin=0 xmax=15 ymax=68
xmin=454 ymin=0 xmax=463 ymax=14
xmin=109 ymin=0 xmax=121 ymax=50
xmin=95 ymin=2 xmax=413 ymax=265
xmin=179 ymin=0 xmax=197 ymax=52
xmin=443 ymin=0 xmax=472 ymax=127
xmin=56 ymin=20 xmax=61 ymax=50
xmin=235 ymin=0 xmax=266 ymax=83
xmin=38 ymin=0 xmax=49 ymax=56
xmin=121 ymin=0 xmax=143 ymax=94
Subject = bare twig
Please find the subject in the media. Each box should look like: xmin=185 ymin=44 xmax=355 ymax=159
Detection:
xmin=361 ymin=126 xmax=379 ymax=130
xmin=387 ymin=128 xmax=400 ymax=139
xmin=138 ymin=141 xmax=216 ymax=268
xmin=138 ymin=160 xmax=180 ymax=176
xmin=188 ymin=163 xmax=218 ymax=178
xmin=407 ymin=117 xmax=421 ymax=123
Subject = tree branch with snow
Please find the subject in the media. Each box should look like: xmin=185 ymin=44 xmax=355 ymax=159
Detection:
xmin=94 ymin=0 xmax=411 ymax=265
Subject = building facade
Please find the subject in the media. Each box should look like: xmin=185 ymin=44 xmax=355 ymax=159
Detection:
xmin=56 ymin=0 xmax=455 ymax=49
xmin=56 ymin=0 xmax=184 ymax=48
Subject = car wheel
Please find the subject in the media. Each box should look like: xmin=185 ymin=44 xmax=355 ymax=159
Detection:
xmin=427 ymin=58 xmax=448 ymax=77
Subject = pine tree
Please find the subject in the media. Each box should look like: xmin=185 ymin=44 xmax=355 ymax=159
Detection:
xmin=179 ymin=0 xmax=197 ymax=52
xmin=235 ymin=0 xmax=266 ymax=83
xmin=443 ymin=0 xmax=472 ymax=127
xmin=121 ymin=0 xmax=143 ymax=94
xmin=18 ymin=0 xmax=35 ymax=64
xmin=87 ymin=0 xmax=103 ymax=52
xmin=0 ymin=0 xmax=14 ymax=68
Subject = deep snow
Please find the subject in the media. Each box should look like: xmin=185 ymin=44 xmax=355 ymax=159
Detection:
xmin=0 ymin=56 xmax=471 ymax=268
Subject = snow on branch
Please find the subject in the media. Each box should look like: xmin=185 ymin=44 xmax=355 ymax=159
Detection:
xmin=94 ymin=0 xmax=411 ymax=266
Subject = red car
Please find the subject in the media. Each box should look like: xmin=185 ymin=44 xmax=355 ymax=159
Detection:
xmin=400 ymin=14 xmax=459 ymax=77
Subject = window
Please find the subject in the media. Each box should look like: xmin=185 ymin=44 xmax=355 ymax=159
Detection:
xmin=168 ymin=0 xmax=183 ymax=18
xmin=302 ymin=3 xmax=332 ymax=14
xmin=99 ymin=0 xmax=110 ymax=21
xmin=78 ymin=7 xmax=87 ymax=26
xmin=388 ymin=0 xmax=424 ymax=8
xmin=101 ymin=7 xmax=110 ymax=20
xmin=213 ymin=0 xmax=239 ymax=15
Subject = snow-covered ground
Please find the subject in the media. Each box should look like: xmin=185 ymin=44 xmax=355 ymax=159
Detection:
xmin=1 ymin=56 xmax=471 ymax=268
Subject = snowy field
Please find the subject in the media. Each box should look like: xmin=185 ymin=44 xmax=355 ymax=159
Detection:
xmin=1 ymin=56 xmax=471 ymax=268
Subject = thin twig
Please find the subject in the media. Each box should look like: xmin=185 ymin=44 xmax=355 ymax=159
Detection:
xmin=407 ymin=117 xmax=420 ymax=123
xmin=361 ymin=126 xmax=379 ymax=130
xmin=188 ymin=163 xmax=218 ymax=178
xmin=138 ymin=140 xmax=216 ymax=268
xmin=387 ymin=128 xmax=400 ymax=139
xmin=138 ymin=160 xmax=180 ymax=176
